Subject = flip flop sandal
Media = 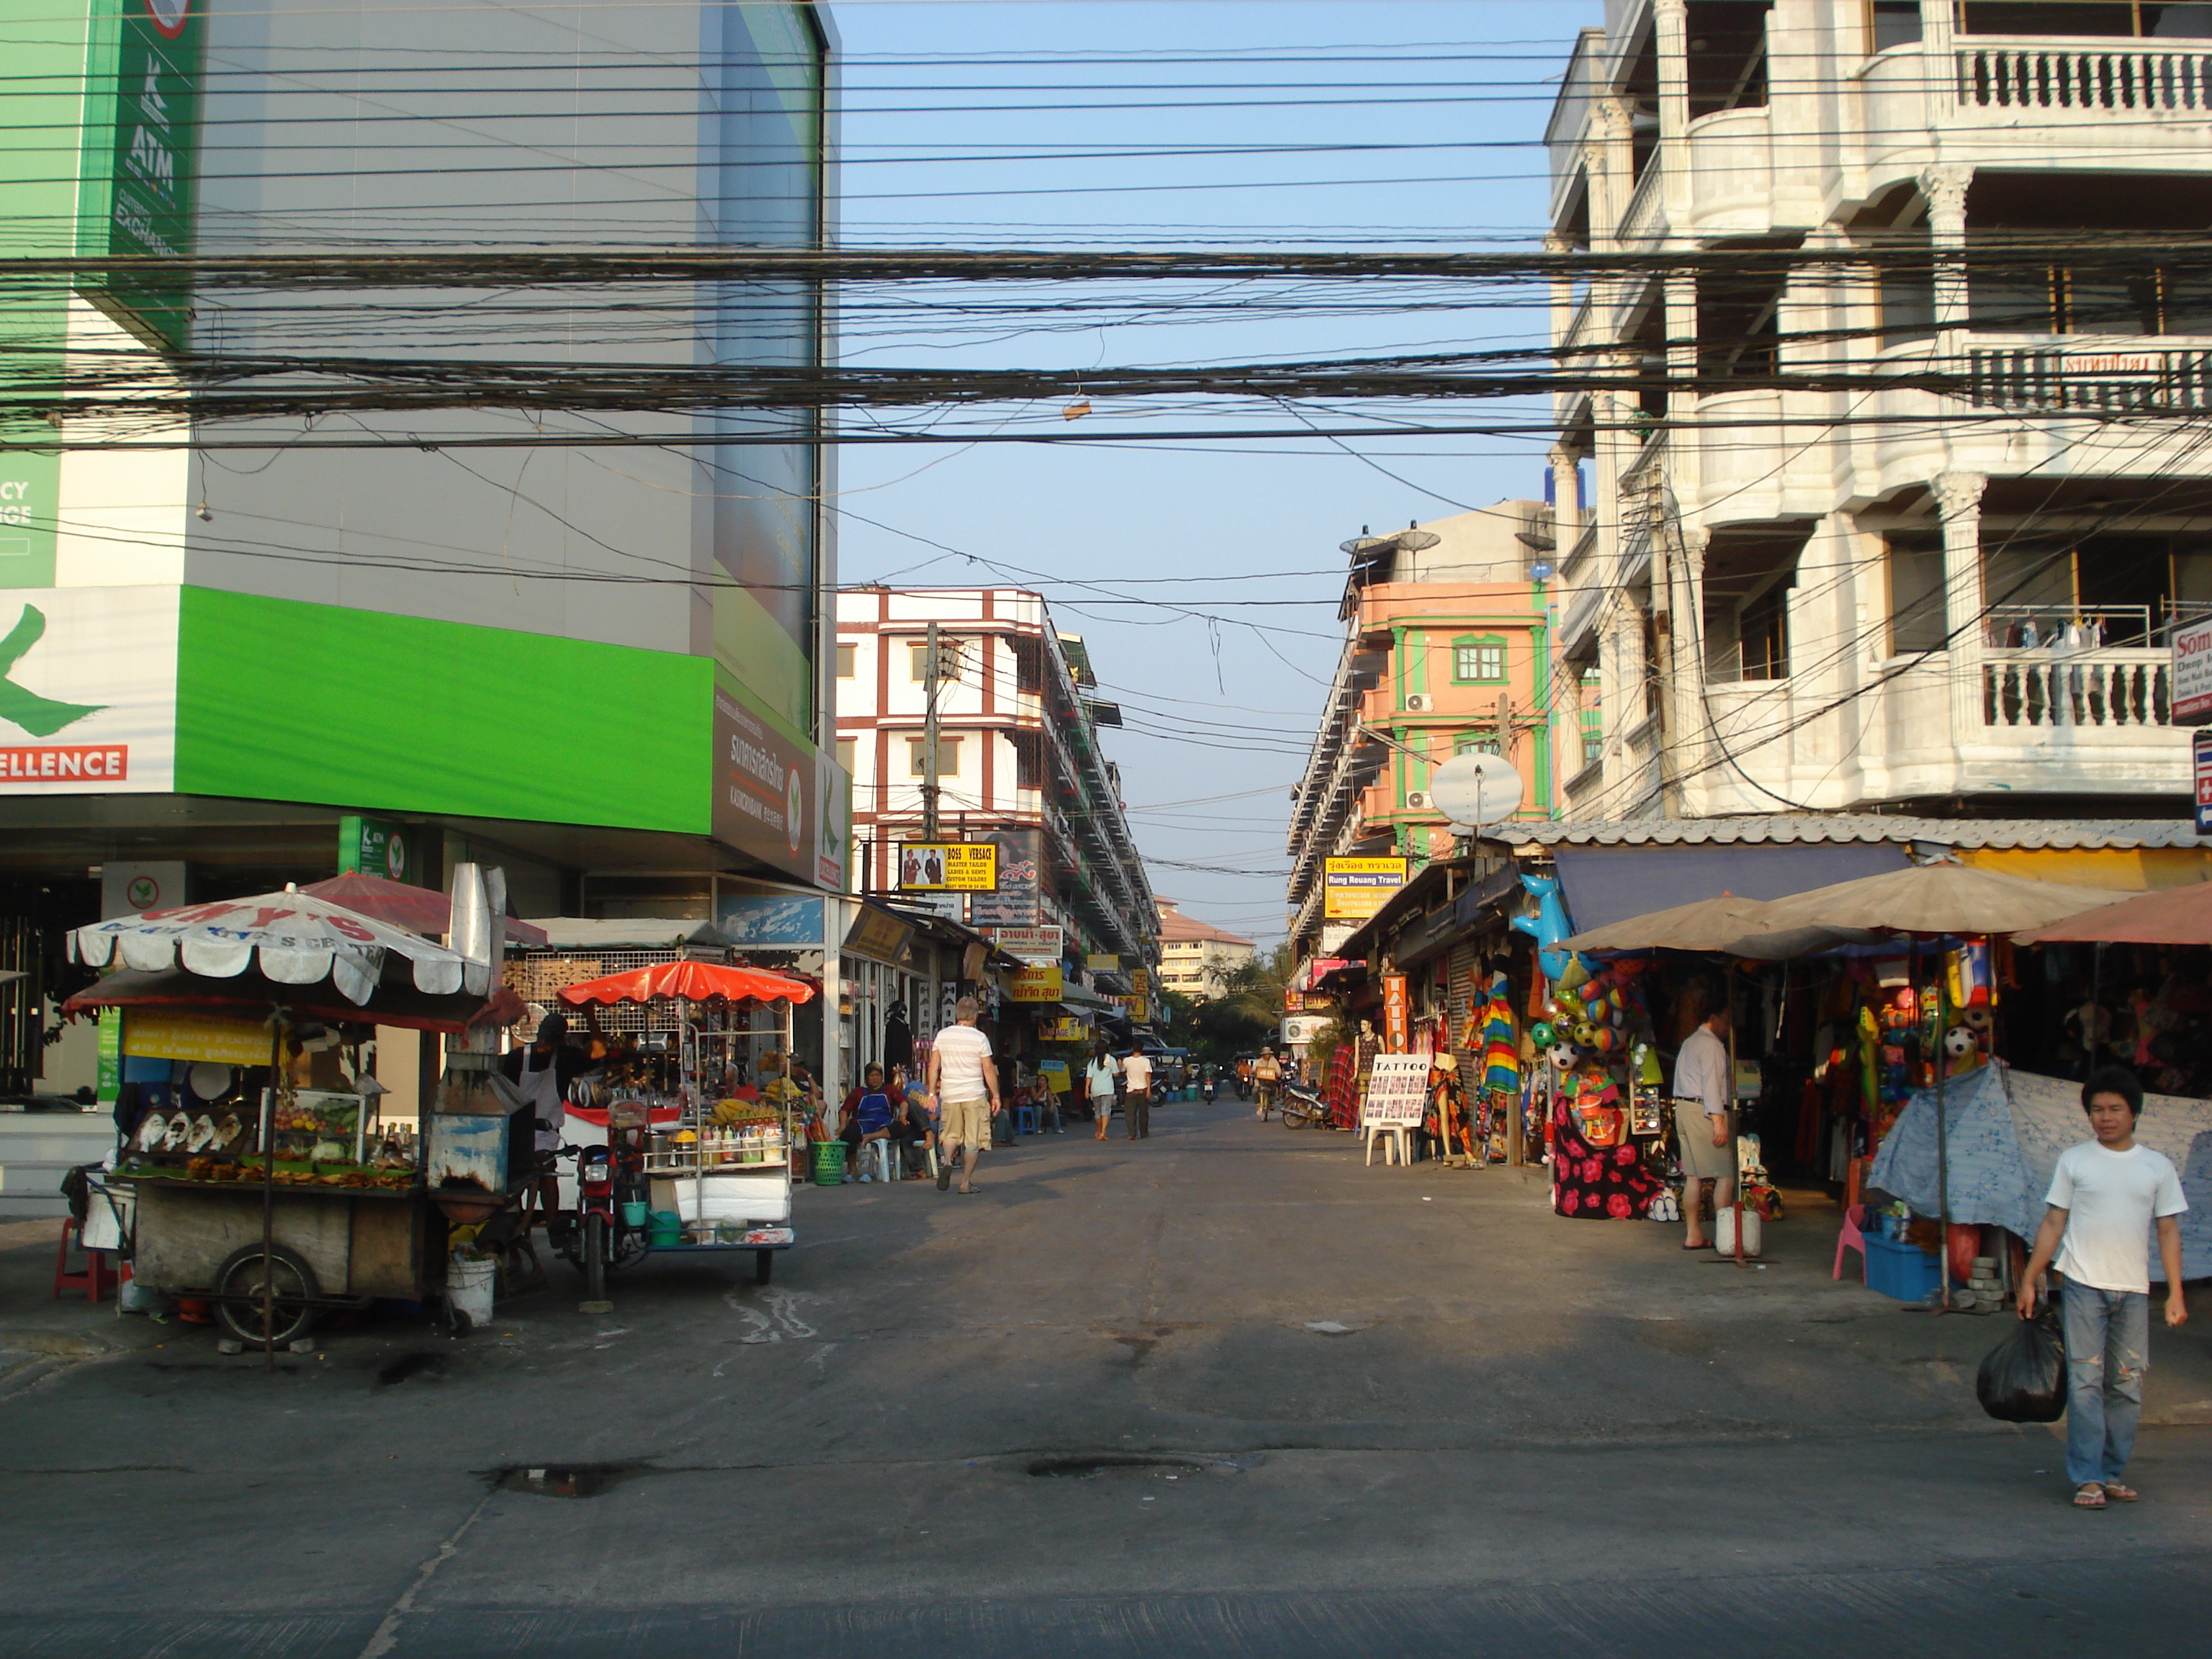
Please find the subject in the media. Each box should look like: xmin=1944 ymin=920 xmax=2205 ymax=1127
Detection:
xmin=2102 ymin=1483 xmax=2139 ymax=1503
xmin=935 ymin=1166 xmax=953 ymax=1191
xmin=1682 ymin=1241 xmax=1710 ymax=1251
xmin=2073 ymin=1484 xmax=2108 ymax=1509
xmin=957 ymin=1186 xmax=981 ymax=1195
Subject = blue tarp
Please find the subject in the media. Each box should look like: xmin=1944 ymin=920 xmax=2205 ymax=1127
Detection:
xmin=1552 ymin=842 xmax=1907 ymax=934
xmin=1868 ymin=1063 xmax=2212 ymax=1282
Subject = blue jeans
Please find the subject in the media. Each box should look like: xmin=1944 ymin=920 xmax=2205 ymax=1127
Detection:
xmin=2061 ymin=1283 xmax=2149 ymax=1488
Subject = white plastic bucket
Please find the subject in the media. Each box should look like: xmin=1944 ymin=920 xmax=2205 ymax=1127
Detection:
xmin=447 ymin=1255 xmax=495 ymax=1326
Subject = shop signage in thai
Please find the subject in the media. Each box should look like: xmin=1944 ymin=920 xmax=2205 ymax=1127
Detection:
xmin=1381 ymin=973 xmax=1411 ymax=1052
xmin=1323 ymin=856 xmax=1408 ymax=920
xmin=125 ymin=1008 xmax=270 ymax=1066
xmin=338 ymin=814 xmax=413 ymax=883
xmin=968 ymin=827 xmax=1042 ymax=927
xmin=896 ymin=840 xmax=997 ymax=891
xmin=711 ymin=681 xmax=848 ymax=892
xmin=844 ymin=904 xmax=912 ymax=964
xmin=1361 ymin=1053 xmax=1430 ymax=1128
xmin=1086 ymin=953 xmax=1120 ymax=971
xmin=1038 ymin=1015 xmax=1089 ymax=1042
xmin=2177 ymin=614 xmax=2212 ymax=726
xmin=1126 ymin=996 xmax=1150 ymax=1022
xmin=0 ymin=587 xmax=180 ymax=795
xmin=1130 ymin=968 xmax=1151 ymax=997
xmin=987 ymin=925 xmax=1063 ymax=963
xmin=1007 ymin=963 xmax=1064 ymax=1002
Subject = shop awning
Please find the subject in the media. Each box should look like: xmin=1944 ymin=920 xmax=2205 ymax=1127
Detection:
xmin=1056 ymin=980 xmax=1120 ymax=1014
xmin=1550 ymin=842 xmax=1908 ymax=935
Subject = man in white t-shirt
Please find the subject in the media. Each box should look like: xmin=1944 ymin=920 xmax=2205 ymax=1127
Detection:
xmin=925 ymin=996 xmax=1000 ymax=1195
xmin=2019 ymin=1066 xmax=2189 ymax=1510
xmin=1119 ymin=1049 xmax=1154 ymax=1140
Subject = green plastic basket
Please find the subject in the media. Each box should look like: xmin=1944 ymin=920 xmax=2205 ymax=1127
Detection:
xmin=810 ymin=1141 xmax=847 ymax=1185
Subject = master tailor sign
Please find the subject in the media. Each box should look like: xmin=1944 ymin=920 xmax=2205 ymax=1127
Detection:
xmin=0 ymin=587 xmax=178 ymax=794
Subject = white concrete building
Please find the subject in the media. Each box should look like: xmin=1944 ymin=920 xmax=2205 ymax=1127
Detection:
xmin=834 ymin=588 xmax=1159 ymax=968
xmin=1547 ymin=0 xmax=2211 ymax=821
xmin=1156 ymin=899 xmax=1256 ymax=1002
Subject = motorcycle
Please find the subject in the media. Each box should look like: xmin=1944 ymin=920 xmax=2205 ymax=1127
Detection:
xmin=558 ymin=1138 xmax=649 ymax=1310
xmin=1275 ymin=1082 xmax=1326 ymax=1130
xmin=1200 ymin=1073 xmax=1218 ymax=1104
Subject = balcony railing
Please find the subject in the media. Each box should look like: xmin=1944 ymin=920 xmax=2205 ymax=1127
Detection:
xmin=1968 ymin=341 xmax=2212 ymax=414
xmin=1956 ymin=40 xmax=2212 ymax=114
xmin=1982 ymin=651 xmax=2171 ymax=730
xmin=1617 ymin=161 xmax=1665 ymax=245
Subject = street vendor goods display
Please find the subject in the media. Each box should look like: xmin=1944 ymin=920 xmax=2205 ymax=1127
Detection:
xmin=554 ymin=958 xmax=817 ymax=1303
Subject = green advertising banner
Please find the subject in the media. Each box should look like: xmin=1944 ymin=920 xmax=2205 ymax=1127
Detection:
xmin=76 ymin=0 xmax=205 ymax=351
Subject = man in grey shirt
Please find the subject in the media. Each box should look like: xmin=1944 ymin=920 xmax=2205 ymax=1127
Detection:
xmin=1671 ymin=1004 xmax=1735 ymax=1251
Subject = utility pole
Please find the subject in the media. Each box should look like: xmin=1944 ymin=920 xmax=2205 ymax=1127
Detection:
xmin=922 ymin=620 xmax=942 ymax=842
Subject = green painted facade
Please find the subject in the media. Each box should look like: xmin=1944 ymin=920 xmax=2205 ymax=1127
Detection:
xmin=174 ymin=588 xmax=714 ymax=832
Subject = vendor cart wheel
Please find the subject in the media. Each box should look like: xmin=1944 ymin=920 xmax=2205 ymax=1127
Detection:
xmin=583 ymin=1212 xmax=608 ymax=1307
xmin=753 ymin=1249 xmax=774 ymax=1285
xmin=212 ymin=1244 xmax=320 ymax=1349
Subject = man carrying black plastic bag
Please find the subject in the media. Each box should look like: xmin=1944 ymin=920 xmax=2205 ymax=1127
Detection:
xmin=2018 ymin=1067 xmax=2189 ymax=1511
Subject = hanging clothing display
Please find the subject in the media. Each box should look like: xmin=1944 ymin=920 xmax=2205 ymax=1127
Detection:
xmin=882 ymin=1000 xmax=913 ymax=1070
xmin=1550 ymin=1073 xmax=1668 ymax=1220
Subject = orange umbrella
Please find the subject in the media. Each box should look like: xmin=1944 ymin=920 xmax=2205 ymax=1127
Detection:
xmin=557 ymin=959 xmax=816 ymax=1007
xmin=2013 ymin=881 xmax=2212 ymax=946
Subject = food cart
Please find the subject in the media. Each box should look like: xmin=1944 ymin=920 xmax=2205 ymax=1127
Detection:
xmin=65 ymin=888 xmax=511 ymax=1354
xmin=555 ymin=959 xmax=817 ymax=1292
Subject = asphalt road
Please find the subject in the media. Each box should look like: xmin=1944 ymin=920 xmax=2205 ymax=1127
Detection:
xmin=3 ymin=1098 xmax=2207 ymax=1658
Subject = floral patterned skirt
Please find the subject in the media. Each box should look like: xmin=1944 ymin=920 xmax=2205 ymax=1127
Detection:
xmin=1550 ymin=1094 xmax=1669 ymax=1220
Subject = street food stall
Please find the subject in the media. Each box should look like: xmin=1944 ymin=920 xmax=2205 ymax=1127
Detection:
xmin=554 ymin=958 xmax=818 ymax=1293
xmin=64 ymin=887 xmax=512 ymax=1355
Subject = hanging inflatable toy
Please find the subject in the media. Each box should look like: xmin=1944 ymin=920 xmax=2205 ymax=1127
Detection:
xmin=1529 ymin=1020 xmax=1557 ymax=1051
xmin=1509 ymin=872 xmax=1583 ymax=984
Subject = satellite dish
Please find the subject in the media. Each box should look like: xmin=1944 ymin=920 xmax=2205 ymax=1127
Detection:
xmin=1339 ymin=529 xmax=1442 ymax=558
xmin=1429 ymin=752 xmax=1525 ymax=830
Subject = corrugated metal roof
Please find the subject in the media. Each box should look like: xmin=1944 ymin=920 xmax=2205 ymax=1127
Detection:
xmin=1485 ymin=817 xmax=2202 ymax=851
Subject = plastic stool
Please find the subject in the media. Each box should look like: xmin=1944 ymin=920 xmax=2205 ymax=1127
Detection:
xmin=1015 ymin=1105 xmax=1038 ymax=1136
xmin=1832 ymin=1202 xmax=1869 ymax=1282
xmin=1363 ymin=1125 xmax=1408 ymax=1167
xmin=860 ymin=1138 xmax=898 ymax=1182
xmin=53 ymin=1218 xmax=124 ymax=1304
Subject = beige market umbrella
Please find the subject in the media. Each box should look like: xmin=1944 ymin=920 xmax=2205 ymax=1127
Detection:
xmin=1754 ymin=863 xmax=2117 ymax=937
xmin=1559 ymin=893 xmax=1872 ymax=960
xmin=2012 ymin=879 xmax=2212 ymax=946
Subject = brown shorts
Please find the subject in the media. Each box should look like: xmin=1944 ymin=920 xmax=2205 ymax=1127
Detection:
xmin=939 ymin=1096 xmax=992 ymax=1151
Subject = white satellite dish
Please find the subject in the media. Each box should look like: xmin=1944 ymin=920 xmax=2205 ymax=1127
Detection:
xmin=1429 ymin=752 xmax=1525 ymax=830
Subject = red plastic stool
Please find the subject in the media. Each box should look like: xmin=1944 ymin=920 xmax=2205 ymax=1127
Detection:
xmin=53 ymin=1218 xmax=125 ymax=1304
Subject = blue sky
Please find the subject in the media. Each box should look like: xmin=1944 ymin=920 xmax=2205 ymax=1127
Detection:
xmin=824 ymin=1 xmax=1599 ymax=945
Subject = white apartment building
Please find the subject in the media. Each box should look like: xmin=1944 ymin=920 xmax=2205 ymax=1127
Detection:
xmin=1547 ymin=0 xmax=2210 ymax=821
xmin=1156 ymin=899 xmax=1256 ymax=1002
xmin=834 ymin=588 xmax=1159 ymax=968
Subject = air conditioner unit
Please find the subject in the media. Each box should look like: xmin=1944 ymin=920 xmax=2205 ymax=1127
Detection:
xmin=1404 ymin=693 xmax=1434 ymax=712
xmin=1405 ymin=791 xmax=1432 ymax=810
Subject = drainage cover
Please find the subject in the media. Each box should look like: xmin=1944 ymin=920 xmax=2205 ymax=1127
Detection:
xmin=492 ymin=1463 xmax=642 ymax=1498
xmin=1027 ymin=1455 xmax=1211 ymax=1480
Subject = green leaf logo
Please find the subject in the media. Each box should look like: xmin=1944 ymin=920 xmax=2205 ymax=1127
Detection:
xmin=0 ymin=606 xmax=105 ymax=737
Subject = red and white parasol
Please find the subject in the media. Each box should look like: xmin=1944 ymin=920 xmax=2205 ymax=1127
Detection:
xmin=70 ymin=885 xmax=487 ymax=1006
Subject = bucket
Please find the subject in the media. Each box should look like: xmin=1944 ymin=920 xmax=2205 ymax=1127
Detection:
xmin=619 ymin=1200 xmax=649 ymax=1228
xmin=811 ymin=1141 xmax=848 ymax=1185
xmin=446 ymin=1254 xmax=495 ymax=1327
xmin=647 ymin=1210 xmax=681 ymax=1246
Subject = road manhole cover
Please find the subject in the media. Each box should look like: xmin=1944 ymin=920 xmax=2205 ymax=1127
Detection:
xmin=1027 ymin=1455 xmax=1213 ymax=1480
xmin=492 ymin=1463 xmax=644 ymax=1498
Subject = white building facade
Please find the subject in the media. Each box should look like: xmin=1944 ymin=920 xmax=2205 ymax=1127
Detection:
xmin=1547 ymin=0 xmax=2210 ymax=821
xmin=834 ymin=588 xmax=1159 ymax=970
xmin=1156 ymin=899 xmax=1256 ymax=1002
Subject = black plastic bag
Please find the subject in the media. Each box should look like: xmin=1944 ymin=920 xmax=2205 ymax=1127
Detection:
xmin=1977 ymin=1309 xmax=2067 ymax=1423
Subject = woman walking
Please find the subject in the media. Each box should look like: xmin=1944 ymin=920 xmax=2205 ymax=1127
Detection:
xmin=1084 ymin=1045 xmax=1120 ymax=1142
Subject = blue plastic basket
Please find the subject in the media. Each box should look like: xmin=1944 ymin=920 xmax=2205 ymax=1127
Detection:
xmin=1863 ymin=1232 xmax=1941 ymax=1302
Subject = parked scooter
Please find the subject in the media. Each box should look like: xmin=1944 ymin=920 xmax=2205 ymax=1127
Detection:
xmin=1275 ymin=1083 xmax=1326 ymax=1130
xmin=1200 ymin=1071 xmax=1218 ymax=1104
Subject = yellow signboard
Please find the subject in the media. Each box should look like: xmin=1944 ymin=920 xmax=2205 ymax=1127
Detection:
xmin=1130 ymin=968 xmax=1151 ymax=996
xmin=896 ymin=841 xmax=998 ymax=891
xmin=1007 ymin=963 xmax=1064 ymax=1003
xmin=1038 ymin=1016 xmax=1089 ymax=1043
xmin=1127 ymin=997 xmax=1150 ymax=1022
xmin=124 ymin=1009 xmax=271 ymax=1066
xmin=1323 ymin=855 xmax=1409 ymax=920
